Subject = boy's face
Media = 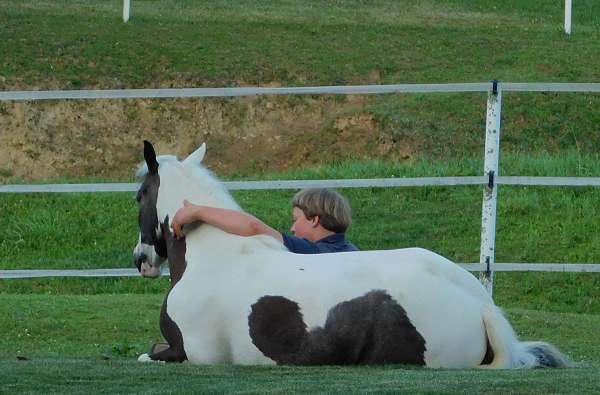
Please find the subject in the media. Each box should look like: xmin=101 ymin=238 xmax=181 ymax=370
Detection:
xmin=291 ymin=207 xmax=319 ymax=241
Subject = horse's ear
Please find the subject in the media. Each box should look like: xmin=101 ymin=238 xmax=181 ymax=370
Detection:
xmin=144 ymin=140 xmax=159 ymax=174
xmin=183 ymin=143 xmax=206 ymax=165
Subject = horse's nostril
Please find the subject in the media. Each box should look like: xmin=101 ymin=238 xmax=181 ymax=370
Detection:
xmin=134 ymin=253 xmax=148 ymax=272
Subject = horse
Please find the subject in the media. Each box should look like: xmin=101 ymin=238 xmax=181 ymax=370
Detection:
xmin=132 ymin=140 xmax=568 ymax=368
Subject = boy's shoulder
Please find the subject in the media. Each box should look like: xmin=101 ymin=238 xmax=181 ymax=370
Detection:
xmin=282 ymin=233 xmax=358 ymax=254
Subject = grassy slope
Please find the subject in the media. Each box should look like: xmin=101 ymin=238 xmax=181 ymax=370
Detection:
xmin=1 ymin=1 xmax=599 ymax=165
xmin=2 ymin=1 xmax=600 ymax=88
xmin=1 ymin=1 xmax=599 ymax=170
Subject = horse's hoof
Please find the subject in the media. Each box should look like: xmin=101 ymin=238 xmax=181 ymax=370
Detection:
xmin=137 ymin=353 xmax=152 ymax=362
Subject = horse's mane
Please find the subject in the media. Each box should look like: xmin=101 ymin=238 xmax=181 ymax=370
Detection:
xmin=178 ymin=162 xmax=240 ymax=210
xmin=137 ymin=155 xmax=239 ymax=211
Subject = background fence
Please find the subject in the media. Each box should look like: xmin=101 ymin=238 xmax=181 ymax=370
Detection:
xmin=2 ymin=81 xmax=600 ymax=293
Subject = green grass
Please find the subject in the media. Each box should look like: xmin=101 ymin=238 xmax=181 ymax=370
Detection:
xmin=1 ymin=294 xmax=599 ymax=394
xmin=2 ymin=0 xmax=600 ymax=88
xmin=2 ymin=359 xmax=599 ymax=394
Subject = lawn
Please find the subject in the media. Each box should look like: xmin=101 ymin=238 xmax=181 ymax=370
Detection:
xmin=2 ymin=0 xmax=600 ymax=88
xmin=1 ymin=294 xmax=599 ymax=394
xmin=2 ymin=359 xmax=599 ymax=394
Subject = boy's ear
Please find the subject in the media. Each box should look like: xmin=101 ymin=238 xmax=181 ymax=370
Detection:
xmin=310 ymin=215 xmax=320 ymax=228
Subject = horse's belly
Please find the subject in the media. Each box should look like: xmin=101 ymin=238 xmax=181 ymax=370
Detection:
xmin=401 ymin=282 xmax=488 ymax=368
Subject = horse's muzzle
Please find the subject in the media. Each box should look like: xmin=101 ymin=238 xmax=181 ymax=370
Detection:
xmin=133 ymin=252 xmax=147 ymax=272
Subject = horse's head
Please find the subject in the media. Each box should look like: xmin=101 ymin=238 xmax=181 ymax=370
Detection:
xmin=132 ymin=140 xmax=209 ymax=277
xmin=133 ymin=141 xmax=167 ymax=277
xmin=133 ymin=140 xmax=240 ymax=277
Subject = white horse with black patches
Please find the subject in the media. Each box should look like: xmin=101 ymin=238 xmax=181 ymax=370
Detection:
xmin=133 ymin=141 xmax=568 ymax=369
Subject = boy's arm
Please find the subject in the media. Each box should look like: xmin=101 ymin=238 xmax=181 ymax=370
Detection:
xmin=172 ymin=200 xmax=283 ymax=242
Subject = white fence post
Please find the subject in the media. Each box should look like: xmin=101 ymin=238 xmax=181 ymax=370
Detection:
xmin=479 ymin=80 xmax=502 ymax=296
xmin=565 ymin=0 xmax=572 ymax=35
xmin=123 ymin=0 xmax=131 ymax=23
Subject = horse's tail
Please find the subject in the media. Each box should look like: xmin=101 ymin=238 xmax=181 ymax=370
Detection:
xmin=480 ymin=304 xmax=570 ymax=369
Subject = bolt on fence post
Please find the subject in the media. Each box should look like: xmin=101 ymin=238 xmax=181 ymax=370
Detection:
xmin=479 ymin=80 xmax=502 ymax=296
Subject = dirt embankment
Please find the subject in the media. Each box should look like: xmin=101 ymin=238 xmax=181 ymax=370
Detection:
xmin=0 ymin=95 xmax=415 ymax=181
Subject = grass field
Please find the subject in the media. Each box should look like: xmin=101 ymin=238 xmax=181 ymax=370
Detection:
xmin=2 ymin=0 xmax=600 ymax=88
xmin=1 ymin=294 xmax=599 ymax=394
xmin=2 ymin=158 xmax=599 ymax=393
xmin=3 ymin=358 xmax=598 ymax=394
xmin=2 ymin=1 xmax=600 ymax=393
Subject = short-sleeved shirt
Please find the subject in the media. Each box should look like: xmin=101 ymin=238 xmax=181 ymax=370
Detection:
xmin=281 ymin=233 xmax=359 ymax=254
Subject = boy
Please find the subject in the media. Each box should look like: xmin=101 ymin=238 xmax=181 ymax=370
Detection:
xmin=172 ymin=188 xmax=358 ymax=253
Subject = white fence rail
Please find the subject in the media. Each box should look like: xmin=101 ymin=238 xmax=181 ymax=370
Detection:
xmin=3 ymin=263 xmax=600 ymax=280
xmin=2 ymin=83 xmax=600 ymax=102
xmin=1 ymin=82 xmax=599 ymax=289
xmin=3 ymin=176 xmax=600 ymax=194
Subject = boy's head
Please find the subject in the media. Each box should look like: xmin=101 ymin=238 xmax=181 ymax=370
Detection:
xmin=291 ymin=188 xmax=352 ymax=235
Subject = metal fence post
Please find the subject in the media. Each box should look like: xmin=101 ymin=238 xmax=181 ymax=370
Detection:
xmin=565 ymin=0 xmax=572 ymax=35
xmin=479 ymin=80 xmax=502 ymax=296
xmin=123 ymin=0 xmax=131 ymax=23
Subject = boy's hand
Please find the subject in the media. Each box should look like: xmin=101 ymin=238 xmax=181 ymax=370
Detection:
xmin=172 ymin=200 xmax=196 ymax=239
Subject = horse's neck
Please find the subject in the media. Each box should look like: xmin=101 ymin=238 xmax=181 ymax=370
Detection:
xmin=185 ymin=224 xmax=286 ymax=263
xmin=157 ymin=163 xmax=285 ymax=265
xmin=157 ymin=165 xmax=240 ymax=224
xmin=168 ymin=252 xmax=186 ymax=287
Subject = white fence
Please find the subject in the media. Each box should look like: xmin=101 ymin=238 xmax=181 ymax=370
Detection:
xmin=2 ymin=82 xmax=600 ymax=293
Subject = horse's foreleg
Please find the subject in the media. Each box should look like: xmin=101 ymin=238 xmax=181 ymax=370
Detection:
xmin=149 ymin=346 xmax=187 ymax=363
xmin=138 ymin=293 xmax=188 ymax=363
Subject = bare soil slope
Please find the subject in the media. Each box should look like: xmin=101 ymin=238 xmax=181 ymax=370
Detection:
xmin=0 ymin=95 xmax=411 ymax=181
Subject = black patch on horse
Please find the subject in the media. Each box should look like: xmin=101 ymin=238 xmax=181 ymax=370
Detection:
xmin=248 ymin=290 xmax=427 ymax=366
xmin=481 ymin=338 xmax=494 ymax=365
xmin=134 ymin=141 xmax=167 ymax=272
xmin=148 ymin=218 xmax=187 ymax=363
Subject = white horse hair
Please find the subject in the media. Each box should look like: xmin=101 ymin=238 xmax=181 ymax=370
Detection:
xmin=133 ymin=141 xmax=569 ymax=369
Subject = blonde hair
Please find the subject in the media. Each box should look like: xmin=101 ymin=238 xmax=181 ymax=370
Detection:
xmin=292 ymin=188 xmax=352 ymax=233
